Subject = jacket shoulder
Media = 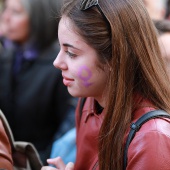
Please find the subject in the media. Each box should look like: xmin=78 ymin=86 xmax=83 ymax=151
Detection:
xmin=127 ymin=118 xmax=170 ymax=170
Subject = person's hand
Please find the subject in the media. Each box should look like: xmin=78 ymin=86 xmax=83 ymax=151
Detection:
xmin=41 ymin=157 xmax=74 ymax=170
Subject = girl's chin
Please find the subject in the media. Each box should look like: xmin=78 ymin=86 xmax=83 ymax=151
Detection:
xmin=67 ymin=88 xmax=79 ymax=97
xmin=67 ymin=90 xmax=84 ymax=98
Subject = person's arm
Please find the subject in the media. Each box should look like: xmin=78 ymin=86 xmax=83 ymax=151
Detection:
xmin=0 ymin=119 xmax=13 ymax=170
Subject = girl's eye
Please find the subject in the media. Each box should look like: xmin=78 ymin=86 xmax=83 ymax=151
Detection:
xmin=65 ymin=51 xmax=77 ymax=58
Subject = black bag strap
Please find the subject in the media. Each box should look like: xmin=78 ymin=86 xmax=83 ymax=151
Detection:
xmin=123 ymin=110 xmax=170 ymax=170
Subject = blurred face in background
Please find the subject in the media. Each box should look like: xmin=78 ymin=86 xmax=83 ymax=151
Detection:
xmin=159 ymin=33 xmax=170 ymax=60
xmin=2 ymin=0 xmax=29 ymax=44
xmin=143 ymin=0 xmax=166 ymax=20
xmin=158 ymin=33 xmax=170 ymax=79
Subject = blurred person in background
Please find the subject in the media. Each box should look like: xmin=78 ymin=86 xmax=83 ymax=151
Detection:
xmin=0 ymin=0 xmax=76 ymax=165
xmin=143 ymin=0 xmax=166 ymax=20
xmin=0 ymin=0 xmax=5 ymax=49
xmin=154 ymin=19 xmax=170 ymax=79
xmin=165 ymin=0 xmax=170 ymax=19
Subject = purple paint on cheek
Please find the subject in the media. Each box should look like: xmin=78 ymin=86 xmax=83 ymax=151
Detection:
xmin=78 ymin=66 xmax=93 ymax=87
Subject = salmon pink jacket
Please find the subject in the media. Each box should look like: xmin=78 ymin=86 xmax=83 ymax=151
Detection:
xmin=0 ymin=119 xmax=13 ymax=169
xmin=74 ymin=96 xmax=170 ymax=170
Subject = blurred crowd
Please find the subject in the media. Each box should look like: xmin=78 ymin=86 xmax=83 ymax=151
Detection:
xmin=141 ymin=0 xmax=170 ymax=80
xmin=0 ymin=0 xmax=77 ymax=166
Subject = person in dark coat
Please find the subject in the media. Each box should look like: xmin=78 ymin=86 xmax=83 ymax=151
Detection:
xmin=0 ymin=0 xmax=76 ymax=165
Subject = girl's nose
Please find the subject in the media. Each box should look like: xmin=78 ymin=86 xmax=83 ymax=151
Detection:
xmin=53 ymin=51 xmax=67 ymax=70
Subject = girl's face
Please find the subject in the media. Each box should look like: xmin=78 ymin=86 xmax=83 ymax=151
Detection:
xmin=2 ymin=0 xmax=29 ymax=43
xmin=54 ymin=17 xmax=108 ymax=103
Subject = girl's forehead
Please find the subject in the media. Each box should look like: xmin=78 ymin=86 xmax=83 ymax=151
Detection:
xmin=59 ymin=17 xmax=86 ymax=46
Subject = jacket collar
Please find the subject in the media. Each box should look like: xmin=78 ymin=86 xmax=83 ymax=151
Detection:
xmin=81 ymin=97 xmax=105 ymax=123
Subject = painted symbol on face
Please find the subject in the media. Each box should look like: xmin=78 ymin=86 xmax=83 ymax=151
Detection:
xmin=77 ymin=66 xmax=93 ymax=87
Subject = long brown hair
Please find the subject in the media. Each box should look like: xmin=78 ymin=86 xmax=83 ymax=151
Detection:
xmin=61 ymin=0 xmax=170 ymax=169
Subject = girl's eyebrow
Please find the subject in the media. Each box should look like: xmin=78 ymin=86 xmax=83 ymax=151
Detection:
xmin=63 ymin=43 xmax=80 ymax=50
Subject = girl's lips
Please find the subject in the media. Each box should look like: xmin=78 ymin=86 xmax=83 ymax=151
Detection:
xmin=63 ymin=76 xmax=74 ymax=86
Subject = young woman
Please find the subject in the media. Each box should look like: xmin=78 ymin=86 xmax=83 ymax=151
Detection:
xmin=42 ymin=0 xmax=170 ymax=169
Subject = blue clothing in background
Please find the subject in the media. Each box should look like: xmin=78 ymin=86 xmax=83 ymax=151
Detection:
xmin=50 ymin=127 xmax=76 ymax=164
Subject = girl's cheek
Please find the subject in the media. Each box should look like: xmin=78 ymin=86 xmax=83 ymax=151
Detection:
xmin=77 ymin=65 xmax=93 ymax=87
